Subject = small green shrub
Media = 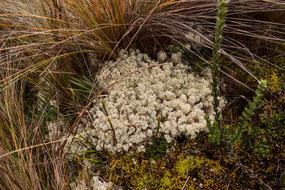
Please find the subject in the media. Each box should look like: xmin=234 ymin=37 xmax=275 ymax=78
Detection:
xmin=229 ymin=80 xmax=267 ymax=147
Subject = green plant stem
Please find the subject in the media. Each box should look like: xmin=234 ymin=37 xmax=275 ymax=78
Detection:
xmin=211 ymin=0 xmax=228 ymax=143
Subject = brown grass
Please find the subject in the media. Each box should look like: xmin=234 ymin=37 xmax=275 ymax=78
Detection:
xmin=0 ymin=68 xmax=69 ymax=189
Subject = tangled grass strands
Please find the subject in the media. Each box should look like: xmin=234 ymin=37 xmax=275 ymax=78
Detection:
xmin=0 ymin=51 xmax=94 ymax=92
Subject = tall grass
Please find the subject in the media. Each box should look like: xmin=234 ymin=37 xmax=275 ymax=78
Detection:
xmin=0 ymin=69 xmax=69 ymax=189
xmin=0 ymin=0 xmax=285 ymax=189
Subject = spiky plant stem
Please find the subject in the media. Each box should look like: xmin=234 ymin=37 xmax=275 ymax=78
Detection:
xmin=210 ymin=0 xmax=228 ymax=145
xmin=229 ymin=80 xmax=267 ymax=146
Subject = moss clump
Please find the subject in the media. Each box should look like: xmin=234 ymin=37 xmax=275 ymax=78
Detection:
xmin=106 ymin=150 xmax=228 ymax=190
xmin=266 ymin=72 xmax=281 ymax=93
xmin=108 ymin=155 xmax=164 ymax=189
xmin=175 ymin=155 xmax=204 ymax=176
xmin=159 ymin=171 xmax=194 ymax=190
xmin=175 ymin=155 xmax=224 ymax=189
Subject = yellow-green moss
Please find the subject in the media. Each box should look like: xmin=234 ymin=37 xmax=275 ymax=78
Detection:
xmin=160 ymin=171 xmax=172 ymax=188
xmin=159 ymin=171 xmax=187 ymax=190
xmin=204 ymin=179 xmax=215 ymax=189
xmin=106 ymin=153 xmax=227 ymax=190
xmin=266 ymin=72 xmax=281 ymax=93
xmin=108 ymin=155 xmax=164 ymax=189
xmin=175 ymin=155 xmax=223 ymax=177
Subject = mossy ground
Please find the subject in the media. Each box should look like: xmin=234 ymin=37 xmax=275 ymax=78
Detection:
xmin=68 ymin=51 xmax=285 ymax=189
xmin=73 ymin=137 xmax=236 ymax=189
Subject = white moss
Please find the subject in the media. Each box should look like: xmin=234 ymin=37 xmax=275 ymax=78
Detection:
xmin=157 ymin=50 xmax=168 ymax=63
xmin=91 ymin=176 xmax=113 ymax=190
xmin=67 ymin=49 xmax=225 ymax=154
xmin=70 ymin=176 xmax=113 ymax=190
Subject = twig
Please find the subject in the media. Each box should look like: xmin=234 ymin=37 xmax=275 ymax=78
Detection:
xmin=182 ymin=176 xmax=191 ymax=190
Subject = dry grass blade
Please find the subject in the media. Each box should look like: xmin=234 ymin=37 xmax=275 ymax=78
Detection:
xmin=1 ymin=0 xmax=284 ymax=83
xmin=0 ymin=81 xmax=69 ymax=189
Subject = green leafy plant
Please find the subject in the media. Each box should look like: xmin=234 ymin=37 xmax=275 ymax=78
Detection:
xmin=229 ymin=80 xmax=267 ymax=147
